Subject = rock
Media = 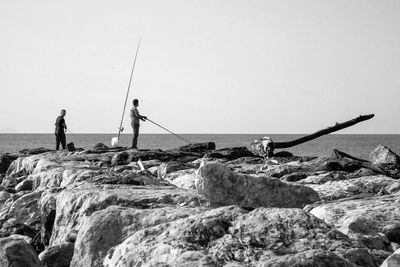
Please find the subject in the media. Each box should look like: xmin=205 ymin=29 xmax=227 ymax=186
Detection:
xmin=92 ymin=143 xmax=109 ymax=152
xmin=15 ymin=179 xmax=33 ymax=191
xmin=66 ymin=142 xmax=75 ymax=151
xmin=262 ymin=249 xmax=355 ymax=267
xmin=299 ymin=171 xmax=348 ymax=184
xmin=0 ymin=153 xmax=18 ymax=174
xmin=6 ymin=154 xmax=43 ymax=177
xmin=381 ymin=248 xmax=400 ymax=267
xmin=178 ymin=142 xmax=216 ymax=152
xmin=65 ymin=229 xmax=78 ymax=243
xmin=49 ymin=183 xmax=200 ymax=246
xmin=196 ymin=162 xmax=319 ymax=209
xmin=166 ymin=169 xmax=197 ymax=189
xmin=38 ymin=242 xmax=74 ymax=267
xmin=104 ymin=207 xmax=377 ymax=266
xmin=310 ymin=192 xmax=400 ymax=246
xmin=274 ymin=151 xmax=294 ymax=157
xmin=88 ymin=171 xmax=168 ymax=186
xmin=306 ymin=175 xmax=399 ymax=201
xmin=205 ymin=147 xmax=256 ymax=160
xmin=6 ymin=190 xmax=43 ymax=228
xmin=0 ymin=236 xmax=43 ymax=266
xmin=370 ymin=145 xmax=400 ymax=168
xmin=39 ymin=189 xmax=59 ymax=246
xmin=111 ymin=151 xmax=130 ymax=165
xmin=263 ymin=161 xmax=304 ymax=178
xmin=19 ymin=147 xmax=52 ymax=155
xmin=70 ymin=206 xmax=202 ymax=267
xmin=281 ymin=172 xmax=308 ymax=182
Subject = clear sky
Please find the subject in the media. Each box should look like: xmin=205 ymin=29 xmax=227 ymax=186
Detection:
xmin=0 ymin=0 xmax=399 ymax=134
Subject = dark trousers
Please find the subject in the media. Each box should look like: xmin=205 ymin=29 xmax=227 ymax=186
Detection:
xmin=132 ymin=124 xmax=140 ymax=149
xmin=55 ymin=131 xmax=66 ymax=150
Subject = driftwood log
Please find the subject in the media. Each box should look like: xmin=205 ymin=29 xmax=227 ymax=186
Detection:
xmin=251 ymin=114 xmax=374 ymax=157
xmin=274 ymin=114 xmax=374 ymax=149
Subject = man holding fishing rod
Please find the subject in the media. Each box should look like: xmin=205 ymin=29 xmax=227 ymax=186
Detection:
xmin=55 ymin=109 xmax=67 ymax=150
xmin=130 ymin=99 xmax=147 ymax=149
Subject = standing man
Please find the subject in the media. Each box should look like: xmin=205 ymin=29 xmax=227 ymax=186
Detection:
xmin=55 ymin=109 xmax=67 ymax=150
xmin=130 ymin=99 xmax=147 ymax=149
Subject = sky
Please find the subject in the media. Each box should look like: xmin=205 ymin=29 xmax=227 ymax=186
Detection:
xmin=0 ymin=0 xmax=399 ymax=134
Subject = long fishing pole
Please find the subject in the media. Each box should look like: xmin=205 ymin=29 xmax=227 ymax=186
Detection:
xmin=146 ymin=118 xmax=191 ymax=144
xmin=117 ymin=38 xmax=141 ymax=140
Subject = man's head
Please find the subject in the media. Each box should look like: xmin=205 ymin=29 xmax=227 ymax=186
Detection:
xmin=61 ymin=109 xmax=66 ymax=117
xmin=133 ymin=99 xmax=139 ymax=107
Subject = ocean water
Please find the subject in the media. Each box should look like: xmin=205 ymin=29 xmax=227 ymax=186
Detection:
xmin=0 ymin=133 xmax=399 ymax=160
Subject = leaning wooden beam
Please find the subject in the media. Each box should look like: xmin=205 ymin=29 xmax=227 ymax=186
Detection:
xmin=274 ymin=114 xmax=374 ymax=149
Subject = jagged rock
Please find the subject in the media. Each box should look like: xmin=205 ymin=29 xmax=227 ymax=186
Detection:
xmin=262 ymin=249 xmax=357 ymax=267
xmin=205 ymin=147 xmax=256 ymax=160
xmin=306 ymin=175 xmax=400 ymax=201
xmin=19 ymin=147 xmax=53 ymax=155
xmin=273 ymin=151 xmax=294 ymax=157
xmin=370 ymin=145 xmax=400 ymax=168
xmin=111 ymin=151 xmax=130 ymax=165
xmin=310 ymin=192 xmax=400 ymax=248
xmin=38 ymin=242 xmax=74 ymax=267
xmin=178 ymin=142 xmax=216 ymax=152
xmin=0 ymin=236 xmax=43 ymax=266
xmin=70 ymin=206 xmax=202 ymax=267
xmin=196 ymin=162 xmax=319 ymax=208
xmin=15 ymin=179 xmax=33 ymax=191
xmin=299 ymin=171 xmax=349 ymax=184
xmin=166 ymin=169 xmax=197 ymax=189
xmin=281 ymin=172 xmax=308 ymax=182
xmin=88 ymin=171 xmax=168 ymax=186
xmin=6 ymin=190 xmax=43 ymax=228
xmin=103 ymin=207 xmax=378 ymax=266
xmin=92 ymin=143 xmax=109 ymax=152
xmin=66 ymin=229 xmax=78 ymax=243
xmin=39 ymin=189 xmax=60 ymax=246
xmin=49 ymin=183 xmax=200 ymax=246
xmin=0 ymin=153 xmax=18 ymax=174
xmin=6 ymin=154 xmax=42 ymax=177
xmin=263 ymin=161 xmax=305 ymax=178
xmin=66 ymin=142 xmax=75 ymax=152
xmin=381 ymin=248 xmax=400 ymax=267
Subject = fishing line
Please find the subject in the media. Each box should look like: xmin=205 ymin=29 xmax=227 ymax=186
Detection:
xmin=146 ymin=118 xmax=191 ymax=144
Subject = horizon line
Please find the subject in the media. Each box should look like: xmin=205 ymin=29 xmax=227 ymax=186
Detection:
xmin=0 ymin=132 xmax=399 ymax=135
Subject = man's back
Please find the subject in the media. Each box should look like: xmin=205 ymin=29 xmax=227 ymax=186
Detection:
xmin=55 ymin=116 xmax=65 ymax=132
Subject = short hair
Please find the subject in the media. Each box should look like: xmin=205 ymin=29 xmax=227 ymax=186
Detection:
xmin=133 ymin=99 xmax=139 ymax=105
xmin=61 ymin=109 xmax=66 ymax=114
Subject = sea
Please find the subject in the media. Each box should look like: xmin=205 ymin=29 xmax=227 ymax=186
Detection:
xmin=1 ymin=134 xmax=399 ymax=160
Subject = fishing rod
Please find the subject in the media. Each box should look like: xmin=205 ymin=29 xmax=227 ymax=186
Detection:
xmin=117 ymin=38 xmax=141 ymax=140
xmin=146 ymin=118 xmax=191 ymax=144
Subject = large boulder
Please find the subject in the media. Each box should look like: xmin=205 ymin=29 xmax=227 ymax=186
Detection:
xmin=38 ymin=242 xmax=74 ymax=267
xmin=310 ymin=192 xmax=400 ymax=250
xmin=0 ymin=236 xmax=43 ymax=266
xmin=0 ymin=153 xmax=18 ymax=174
xmin=5 ymin=190 xmax=43 ymax=228
xmin=49 ymin=183 xmax=200 ymax=246
xmin=70 ymin=206 xmax=202 ymax=267
xmin=381 ymin=248 xmax=400 ymax=267
xmin=103 ymin=206 xmax=377 ymax=266
xmin=196 ymin=162 xmax=319 ymax=208
xmin=370 ymin=145 xmax=400 ymax=168
xmin=205 ymin=147 xmax=256 ymax=160
xmin=306 ymin=175 xmax=400 ymax=201
xmin=166 ymin=169 xmax=197 ymax=189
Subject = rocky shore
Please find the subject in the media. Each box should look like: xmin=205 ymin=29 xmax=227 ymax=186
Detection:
xmin=0 ymin=142 xmax=400 ymax=266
